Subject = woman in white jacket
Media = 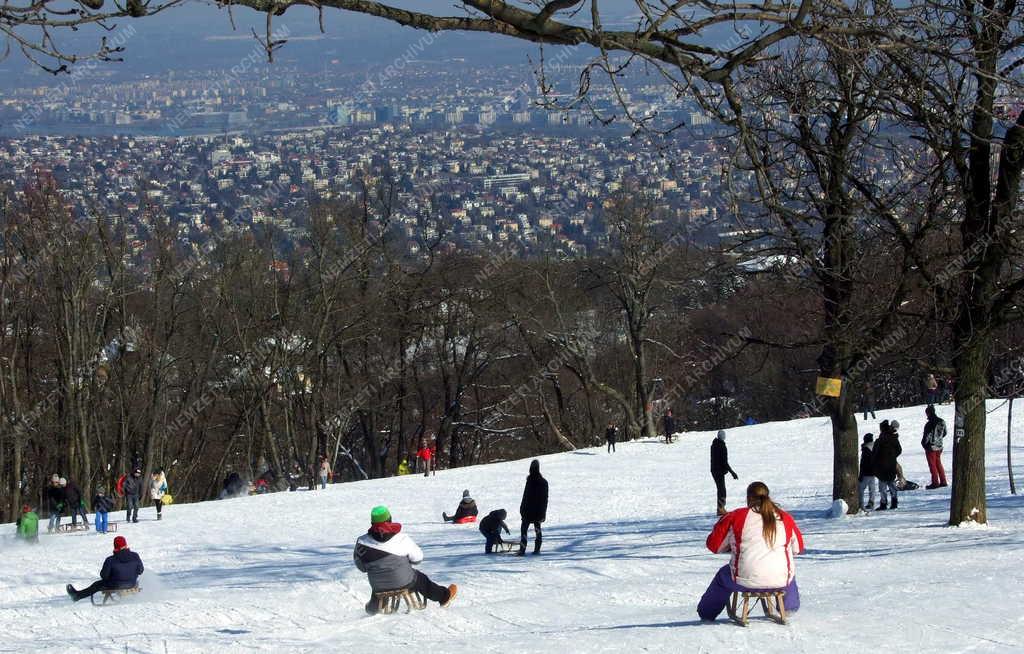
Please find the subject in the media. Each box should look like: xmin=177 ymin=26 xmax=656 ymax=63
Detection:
xmin=150 ymin=470 xmax=168 ymax=521
xmin=697 ymin=481 xmax=804 ymax=621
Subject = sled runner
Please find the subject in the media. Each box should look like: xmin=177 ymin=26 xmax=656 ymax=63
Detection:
xmin=374 ymin=589 xmax=426 ymax=614
xmin=91 ymin=586 xmax=141 ymax=606
xmin=727 ymin=591 xmax=787 ymax=627
xmin=493 ymin=541 xmax=518 ymax=554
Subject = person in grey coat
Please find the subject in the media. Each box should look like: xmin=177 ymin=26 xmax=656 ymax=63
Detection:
xmin=353 ymin=506 xmax=456 ymax=614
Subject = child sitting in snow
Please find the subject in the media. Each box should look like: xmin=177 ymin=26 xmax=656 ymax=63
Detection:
xmin=479 ymin=509 xmax=511 ymax=553
xmin=443 ymin=490 xmax=478 ymax=523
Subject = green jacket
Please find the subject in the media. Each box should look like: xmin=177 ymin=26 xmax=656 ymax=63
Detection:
xmin=16 ymin=511 xmax=39 ymax=539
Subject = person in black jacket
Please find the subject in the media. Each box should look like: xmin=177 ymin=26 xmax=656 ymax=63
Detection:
xmin=858 ymin=433 xmax=877 ymax=511
xmin=479 ymin=509 xmax=511 ymax=553
xmin=711 ymin=431 xmax=738 ymax=516
xmin=605 ymin=422 xmax=617 ymax=453
xmin=443 ymin=490 xmax=479 ymax=523
xmin=64 ymin=478 xmax=89 ymax=528
xmin=46 ymin=474 xmax=65 ymax=533
xmin=66 ymin=536 xmax=144 ymax=602
xmin=93 ymin=488 xmax=115 ymax=534
xmin=123 ymin=469 xmax=142 ymax=523
xmin=663 ymin=409 xmax=676 ymax=444
xmin=518 ymin=460 xmax=548 ymax=556
xmin=873 ymin=420 xmax=902 ymax=510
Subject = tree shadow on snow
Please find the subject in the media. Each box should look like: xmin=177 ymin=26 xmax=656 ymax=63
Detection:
xmin=594 ymin=619 xmax=710 ymax=630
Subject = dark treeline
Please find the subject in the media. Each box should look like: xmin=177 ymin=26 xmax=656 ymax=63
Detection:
xmin=5 ymin=172 xmax=1020 ymax=522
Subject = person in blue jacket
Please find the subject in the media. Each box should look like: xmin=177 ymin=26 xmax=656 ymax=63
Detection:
xmin=66 ymin=536 xmax=144 ymax=602
xmin=92 ymin=488 xmax=115 ymax=534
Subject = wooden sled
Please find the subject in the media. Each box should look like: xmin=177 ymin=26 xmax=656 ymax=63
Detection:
xmin=491 ymin=540 xmax=519 ymax=554
xmin=57 ymin=524 xmax=89 ymax=533
xmin=374 ymin=589 xmax=426 ymax=615
xmin=91 ymin=586 xmax=141 ymax=606
xmin=727 ymin=591 xmax=787 ymax=627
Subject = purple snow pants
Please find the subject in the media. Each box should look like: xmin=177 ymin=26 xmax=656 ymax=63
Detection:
xmin=697 ymin=564 xmax=800 ymax=621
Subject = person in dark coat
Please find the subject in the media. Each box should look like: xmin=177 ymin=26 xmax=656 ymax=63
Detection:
xmin=862 ymin=384 xmax=877 ymax=420
xmin=858 ymin=433 xmax=877 ymax=511
xmin=122 ymin=469 xmax=142 ymax=523
xmin=663 ymin=409 xmax=676 ymax=444
xmin=711 ymin=430 xmax=738 ymax=516
xmin=46 ymin=474 xmax=65 ymax=533
xmin=479 ymin=509 xmax=511 ymax=553
xmin=64 ymin=479 xmax=89 ymax=528
xmin=605 ymin=422 xmax=617 ymax=453
xmin=66 ymin=536 xmax=144 ymax=602
xmin=93 ymin=488 xmax=115 ymax=534
xmin=873 ymin=420 xmax=902 ymax=510
xmin=518 ymin=460 xmax=548 ymax=556
xmin=443 ymin=490 xmax=479 ymax=523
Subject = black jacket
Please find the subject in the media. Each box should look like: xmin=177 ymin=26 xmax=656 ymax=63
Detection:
xmin=451 ymin=498 xmax=479 ymax=521
xmin=101 ymin=549 xmax=144 ymax=589
xmin=93 ymin=494 xmax=115 ymax=513
xmin=605 ymin=427 xmax=617 ymax=443
xmin=64 ymin=482 xmax=83 ymax=509
xmin=710 ymin=439 xmax=735 ymax=476
xmin=859 ymin=443 xmax=875 ymax=479
xmin=520 ymin=461 xmax=549 ymax=522
xmin=46 ymin=486 xmax=65 ymax=512
xmin=122 ymin=475 xmax=142 ymax=499
xmin=873 ymin=433 xmax=902 ymax=483
xmin=479 ymin=509 xmax=510 ymax=536
xmin=663 ymin=415 xmax=675 ymax=435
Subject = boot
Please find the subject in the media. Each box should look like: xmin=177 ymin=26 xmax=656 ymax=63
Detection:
xmin=533 ymin=538 xmax=542 ymax=555
xmin=925 ymin=483 xmax=939 ymax=490
xmin=891 ymin=497 xmax=898 ymax=509
xmin=157 ymin=514 xmax=162 ymax=521
xmin=66 ymin=585 xmax=82 ymax=602
xmin=442 ymin=584 xmax=458 ymax=607
xmin=876 ymin=502 xmax=888 ymax=511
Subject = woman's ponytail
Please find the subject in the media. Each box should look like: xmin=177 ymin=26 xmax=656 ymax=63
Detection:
xmin=746 ymin=481 xmax=779 ymax=547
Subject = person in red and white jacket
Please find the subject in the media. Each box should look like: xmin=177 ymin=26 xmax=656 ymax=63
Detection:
xmin=697 ymin=481 xmax=804 ymax=621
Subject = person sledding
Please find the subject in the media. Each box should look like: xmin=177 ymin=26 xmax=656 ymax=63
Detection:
xmin=353 ymin=506 xmax=457 ymax=614
xmin=66 ymin=536 xmax=144 ymax=602
xmin=443 ymin=490 xmax=479 ymax=523
xmin=479 ymin=509 xmax=511 ymax=553
xmin=697 ymin=481 xmax=804 ymax=622
xmin=15 ymin=505 xmax=39 ymax=543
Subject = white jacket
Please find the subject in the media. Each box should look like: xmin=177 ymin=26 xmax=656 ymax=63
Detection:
xmin=150 ymin=473 xmax=167 ymax=500
xmin=706 ymin=507 xmax=805 ymax=589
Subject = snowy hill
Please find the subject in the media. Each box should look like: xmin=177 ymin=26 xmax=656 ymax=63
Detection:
xmin=2 ymin=402 xmax=1023 ymax=653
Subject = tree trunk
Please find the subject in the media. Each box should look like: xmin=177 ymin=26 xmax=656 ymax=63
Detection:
xmin=950 ymin=334 xmax=990 ymax=524
xmin=828 ymin=393 xmax=860 ymax=512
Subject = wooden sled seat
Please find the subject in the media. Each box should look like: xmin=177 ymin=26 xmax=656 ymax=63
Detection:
xmin=57 ymin=524 xmax=89 ymax=533
xmin=493 ymin=540 xmax=518 ymax=554
xmin=92 ymin=586 xmax=141 ymax=606
xmin=374 ymin=589 xmax=425 ymax=614
xmin=727 ymin=591 xmax=787 ymax=627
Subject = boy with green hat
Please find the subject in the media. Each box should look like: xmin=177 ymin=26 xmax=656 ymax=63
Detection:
xmin=354 ymin=505 xmax=457 ymax=614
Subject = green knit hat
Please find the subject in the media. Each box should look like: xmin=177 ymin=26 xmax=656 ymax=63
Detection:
xmin=370 ymin=505 xmax=391 ymax=524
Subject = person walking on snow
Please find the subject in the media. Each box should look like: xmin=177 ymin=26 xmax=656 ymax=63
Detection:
xmin=697 ymin=481 xmax=804 ymax=621
xmin=46 ymin=474 xmax=65 ymax=533
xmin=518 ymin=459 xmax=548 ymax=556
xmin=443 ymin=490 xmax=479 ymax=523
xmin=150 ymin=469 xmax=168 ymax=520
xmin=353 ymin=506 xmax=457 ymax=614
xmin=417 ymin=440 xmax=434 ymax=477
xmin=66 ymin=536 xmax=144 ymax=602
xmin=479 ymin=509 xmax=511 ymax=553
xmin=873 ymin=420 xmax=902 ymax=510
xmin=663 ymin=409 xmax=676 ymax=444
xmin=858 ymin=433 xmax=878 ymax=511
xmin=15 ymin=505 xmax=39 ymax=543
xmin=123 ymin=469 xmax=142 ymax=523
xmin=922 ymin=406 xmax=948 ymax=489
xmin=925 ymin=373 xmax=939 ymax=405
xmin=862 ymin=384 xmax=877 ymax=420
xmin=605 ymin=422 xmax=618 ymax=453
xmin=711 ymin=431 xmax=739 ymax=516
xmin=93 ymin=488 xmax=114 ymax=534
xmin=318 ymin=456 xmax=332 ymax=489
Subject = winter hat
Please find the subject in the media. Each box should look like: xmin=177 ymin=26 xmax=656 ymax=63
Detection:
xmin=863 ymin=433 xmax=874 ymax=443
xmin=59 ymin=477 xmax=67 ymax=487
xmin=113 ymin=536 xmax=128 ymax=553
xmin=890 ymin=420 xmax=900 ymax=432
xmin=370 ymin=505 xmax=391 ymax=524
xmin=51 ymin=474 xmax=60 ymax=483
xmin=22 ymin=504 xmax=31 ymax=513
xmin=97 ymin=487 xmax=106 ymax=495
xmin=717 ymin=430 xmax=726 ymax=441
xmin=925 ymin=405 xmax=936 ymax=417
xmin=462 ymin=489 xmax=471 ymax=499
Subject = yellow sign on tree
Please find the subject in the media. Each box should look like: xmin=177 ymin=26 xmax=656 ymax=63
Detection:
xmin=815 ymin=377 xmax=843 ymax=398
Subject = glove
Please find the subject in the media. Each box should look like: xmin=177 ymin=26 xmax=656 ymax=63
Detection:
xmin=731 ymin=472 xmax=739 ymax=480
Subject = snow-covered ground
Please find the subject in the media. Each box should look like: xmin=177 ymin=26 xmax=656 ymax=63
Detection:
xmin=3 ymin=401 xmax=1023 ymax=653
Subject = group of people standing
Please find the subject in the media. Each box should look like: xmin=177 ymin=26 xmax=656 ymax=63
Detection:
xmin=15 ymin=467 xmax=169 ymax=543
xmin=858 ymin=406 xmax=948 ymax=511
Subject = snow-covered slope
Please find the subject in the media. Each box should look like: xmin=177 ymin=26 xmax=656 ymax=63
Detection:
xmin=2 ymin=402 xmax=1023 ymax=653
